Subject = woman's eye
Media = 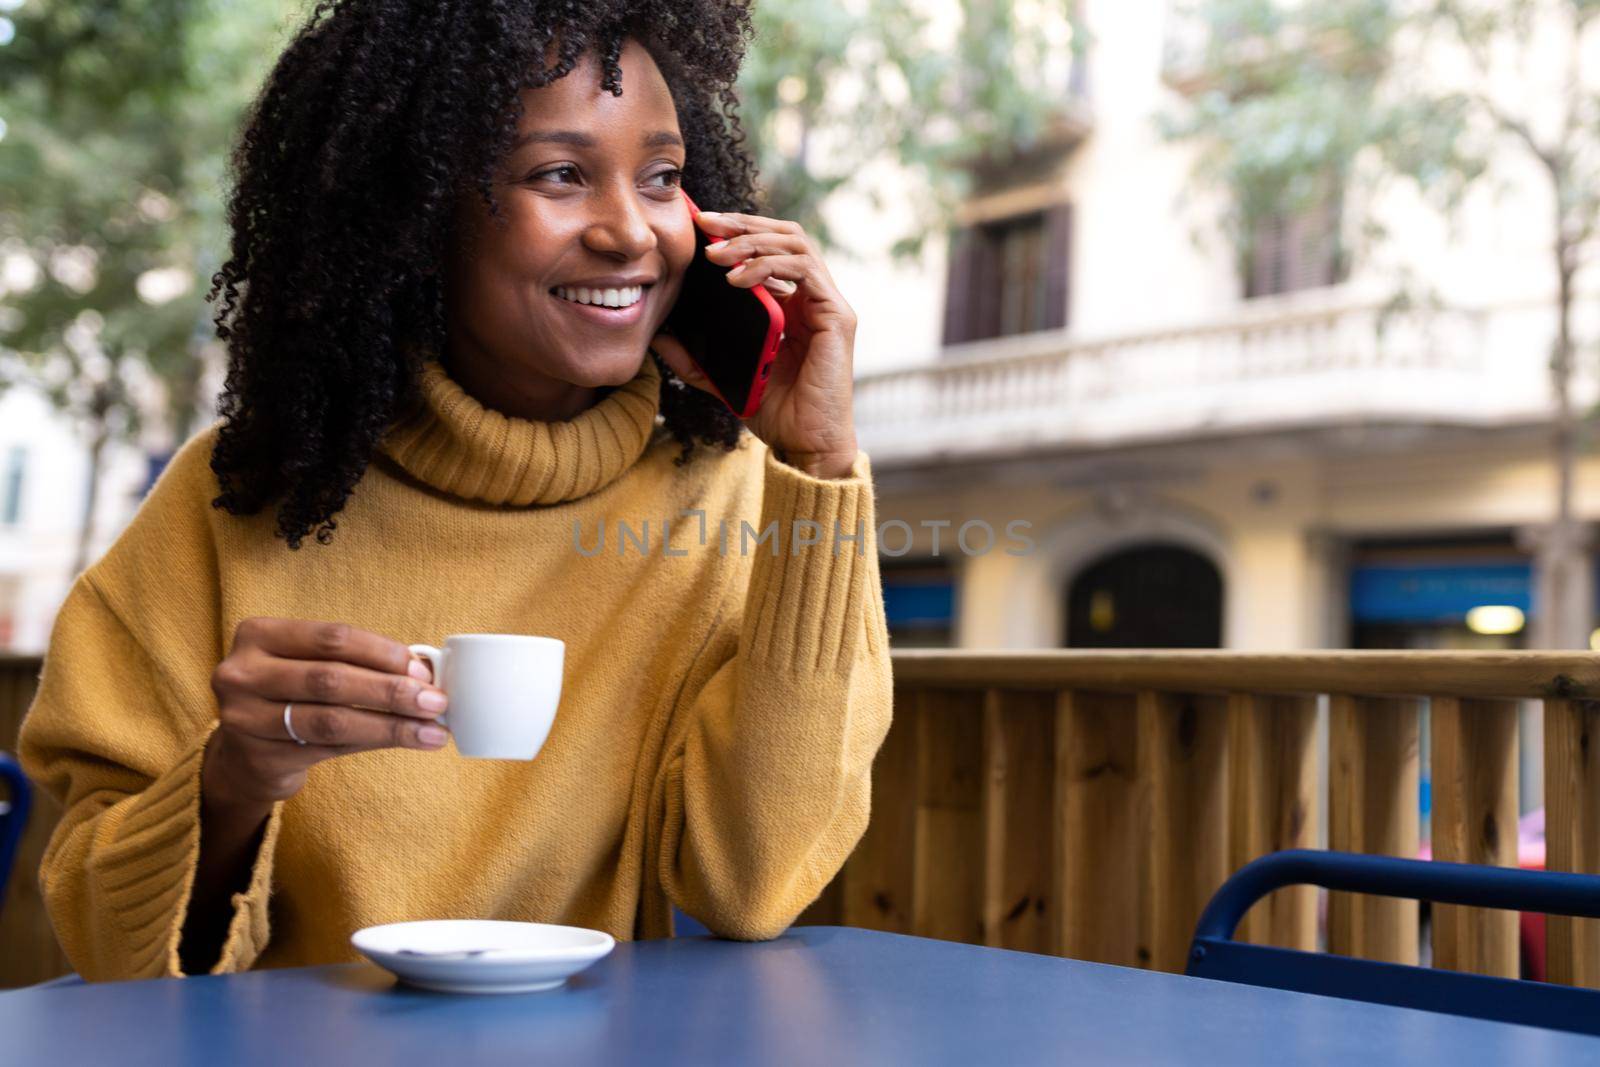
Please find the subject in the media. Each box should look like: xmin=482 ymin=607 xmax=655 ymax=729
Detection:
xmin=531 ymin=165 xmax=579 ymax=185
xmin=650 ymin=168 xmax=685 ymax=188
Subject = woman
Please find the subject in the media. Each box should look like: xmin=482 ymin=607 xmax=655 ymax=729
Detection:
xmin=18 ymin=0 xmax=892 ymax=982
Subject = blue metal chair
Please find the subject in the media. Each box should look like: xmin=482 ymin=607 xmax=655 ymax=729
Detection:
xmin=671 ymin=906 xmax=711 ymax=937
xmin=0 ymin=751 xmax=32 ymax=916
xmin=1188 ymin=849 xmax=1600 ymax=1036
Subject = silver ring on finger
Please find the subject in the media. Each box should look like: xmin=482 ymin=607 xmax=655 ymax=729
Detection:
xmin=283 ymin=701 xmax=309 ymax=746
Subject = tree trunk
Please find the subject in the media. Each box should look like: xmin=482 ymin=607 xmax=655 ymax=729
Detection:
xmin=1532 ymin=234 xmax=1592 ymax=650
xmin=70 ymin=415 xmax=109 ymax=580
xmin=169 ymin=342 xmax=205 ymax=444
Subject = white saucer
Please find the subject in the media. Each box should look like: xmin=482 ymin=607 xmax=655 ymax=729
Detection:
xmin=351 ymin=919 xmax=616 ymax=994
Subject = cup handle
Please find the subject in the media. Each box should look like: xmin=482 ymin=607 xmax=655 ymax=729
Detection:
xmin=408 ymin=643 xmax=448 ymax=728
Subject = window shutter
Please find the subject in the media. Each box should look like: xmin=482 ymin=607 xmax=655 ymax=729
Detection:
xmin=1247 ymin=212 xmax=1285 ymax=299
xmin=948 ymin=207 xmax=1071 ymax=343
xmin=1044 ymin=202 xmax=1072 ymax=330
xmin=1246 ymin=186 xmax=1343 ymax=298
xmin=972 ymin=226 xmax=1003 ymax=341
xmin=943 ymin=226 xmax=976 ymax=346
xmin=1307 ymin=194 xmax=1341 ymax=287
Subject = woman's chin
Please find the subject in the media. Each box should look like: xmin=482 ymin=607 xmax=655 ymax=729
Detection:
xmin=568 ymin=348 xmax=652 ymax=388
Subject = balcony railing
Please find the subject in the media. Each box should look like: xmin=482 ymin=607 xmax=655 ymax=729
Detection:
xmin=854 ymin=295 xmax=1584 ymax=465
xmin=5 ymin=650 xmax=1600 ymax=988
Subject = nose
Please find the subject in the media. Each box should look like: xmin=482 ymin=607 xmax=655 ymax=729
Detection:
xmin=582 ymin=180 xmax=657 ymax=261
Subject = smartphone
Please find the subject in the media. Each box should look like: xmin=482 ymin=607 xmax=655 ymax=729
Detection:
xmin=661 ymin=190 xmax=785 ymax=418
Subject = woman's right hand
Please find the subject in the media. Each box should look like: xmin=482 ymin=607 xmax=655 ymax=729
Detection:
xmin=203 ymin=617 xmax=450 ymax=808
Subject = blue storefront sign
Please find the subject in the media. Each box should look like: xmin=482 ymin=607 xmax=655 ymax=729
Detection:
xmin=882 ymin=578 xmax=956 ymax=627
xmin=1348 ymin=561 xmax=1532 ymax=624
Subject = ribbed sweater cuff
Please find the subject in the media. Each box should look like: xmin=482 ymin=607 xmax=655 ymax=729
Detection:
xmin=746 ymin=448 xmax=882 ymax=675
xmin=94 ymin=733 xmax=284 ymax=978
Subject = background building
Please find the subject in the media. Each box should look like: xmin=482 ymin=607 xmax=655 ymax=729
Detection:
xmin=834 ymin=2 xmax=1599 ymax=673
xmin=0 ymin=385 xmax=154 ymax=651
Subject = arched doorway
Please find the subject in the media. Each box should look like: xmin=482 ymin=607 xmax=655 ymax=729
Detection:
xmin=1064 ymin=543 xmax=1223 ymax=648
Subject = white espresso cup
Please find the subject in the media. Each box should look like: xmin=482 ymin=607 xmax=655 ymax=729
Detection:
xmin=407 ymin=634 xmax=565 ymax=760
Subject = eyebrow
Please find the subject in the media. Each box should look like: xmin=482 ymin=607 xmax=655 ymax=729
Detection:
xmin=515 ymin=130 xmax=684 ymax=150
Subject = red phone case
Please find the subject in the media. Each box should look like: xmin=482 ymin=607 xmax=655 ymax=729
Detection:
xmin=679 ymin=191 xmax=784 ymax=418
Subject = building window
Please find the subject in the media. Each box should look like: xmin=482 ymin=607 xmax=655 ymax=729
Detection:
xmin=1244 ymin=186 xmax=1344 ymax=299
xmin=1 ymin=446 xmax=25 ymax=525
xmin=943 ymin=203 xmax=1072 ymax=346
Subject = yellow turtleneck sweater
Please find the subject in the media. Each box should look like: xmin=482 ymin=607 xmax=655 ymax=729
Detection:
xmin=17 ymin=354 xmax=893 ymax=982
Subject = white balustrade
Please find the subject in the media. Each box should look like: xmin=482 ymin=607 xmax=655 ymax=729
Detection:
xmin=855 ymin=296 xmax=1578 ymax=464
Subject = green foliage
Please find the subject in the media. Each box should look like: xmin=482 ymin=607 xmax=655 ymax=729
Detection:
xmin=739 ymin=0 xmax=1083 ymax=260
xmin=1164 ymin=0 xmax=1600 ymax=409
xmin=1159 ymin=0 xmax=1515 ymax=274
xmin=0 ymin=0 xmax=293 ymax=444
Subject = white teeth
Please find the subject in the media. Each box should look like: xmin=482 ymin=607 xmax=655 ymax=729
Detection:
xmin=555 ymin=284 xmax=644 ymax=308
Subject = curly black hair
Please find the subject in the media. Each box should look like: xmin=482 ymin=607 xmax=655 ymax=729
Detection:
xmin=204 ymin=0 xmax=759 ymax=549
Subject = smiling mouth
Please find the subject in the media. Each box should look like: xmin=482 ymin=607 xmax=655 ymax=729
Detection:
xmin=550 ymin=284 xmax=650 ymax=309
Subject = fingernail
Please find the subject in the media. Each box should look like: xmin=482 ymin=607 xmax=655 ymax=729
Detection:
xmin=707 ymin=240 xmax=727 ymax=250
xmin=418 ymin=725 xmax=449 ymax=747
xmin=407 ymin=658 xmax=431 ymax=681
xmin=699 ymin=210 xmax=723 ymax=218
xmin=418 ymin=689 xmax=448 ymax=712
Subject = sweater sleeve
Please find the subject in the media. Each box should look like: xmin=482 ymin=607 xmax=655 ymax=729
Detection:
xmin=654 ymin=447 xmax=895 ymax=940
xmin=16 ymin=427 xmax=284 ymax=981
xmin=18 ymin=576 xmax=285 ymax=980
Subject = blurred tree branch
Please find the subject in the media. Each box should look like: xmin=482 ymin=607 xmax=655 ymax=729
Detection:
xmin=0 ymin=0 xmax=290 ymax=574
xmin=738 ymin=0 xmax=1084 ymax=261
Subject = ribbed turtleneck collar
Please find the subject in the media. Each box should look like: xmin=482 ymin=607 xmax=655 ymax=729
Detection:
xmin=378 ymin=354 xmax=663 ymax=506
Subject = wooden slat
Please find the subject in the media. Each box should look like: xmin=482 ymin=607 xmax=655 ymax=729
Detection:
xmin=1139 ymin=691 xmax=1230 ymax=973
xmin=1430 ymin=697 xmax=1518 ymax=977
xmin=891 ymin=649 xmax=1600 ymax=700
xmin=1226 ymin=693 xmax=1317 ymax=950
xmin=1545 ymin=698 xmax=1600 ymax=988
xmin=912 ymin=689 xmax=985 ymax=944
xmin=838 ymin=686 xmax=920 ymax=934
xmin=1055 ymin=690 xmax=1144 ymax=967
xmin=980 ymin=689 xmax=1055 ymax=953
xmin=1328 ymin=695 xmax=1421 ymax=965
xmin=795 ymin=869 xmax=843 ymax=926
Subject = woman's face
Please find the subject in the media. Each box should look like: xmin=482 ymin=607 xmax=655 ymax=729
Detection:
xmin=443 ymin=39 xmax=694 ymax=417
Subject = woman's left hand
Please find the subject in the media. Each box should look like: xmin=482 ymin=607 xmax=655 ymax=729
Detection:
xmin=649 ymin=210 xmax=860 ymax=480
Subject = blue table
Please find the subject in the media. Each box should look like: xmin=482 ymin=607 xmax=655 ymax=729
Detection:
xmin=2 ymin=927 xmax=1594 ymax=1065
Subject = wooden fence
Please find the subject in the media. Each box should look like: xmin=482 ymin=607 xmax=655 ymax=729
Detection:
xmin=4 ymin=649 xmax=1599 ymax=988
xmin=796 ymin=650 xmax=1600 ymax=987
